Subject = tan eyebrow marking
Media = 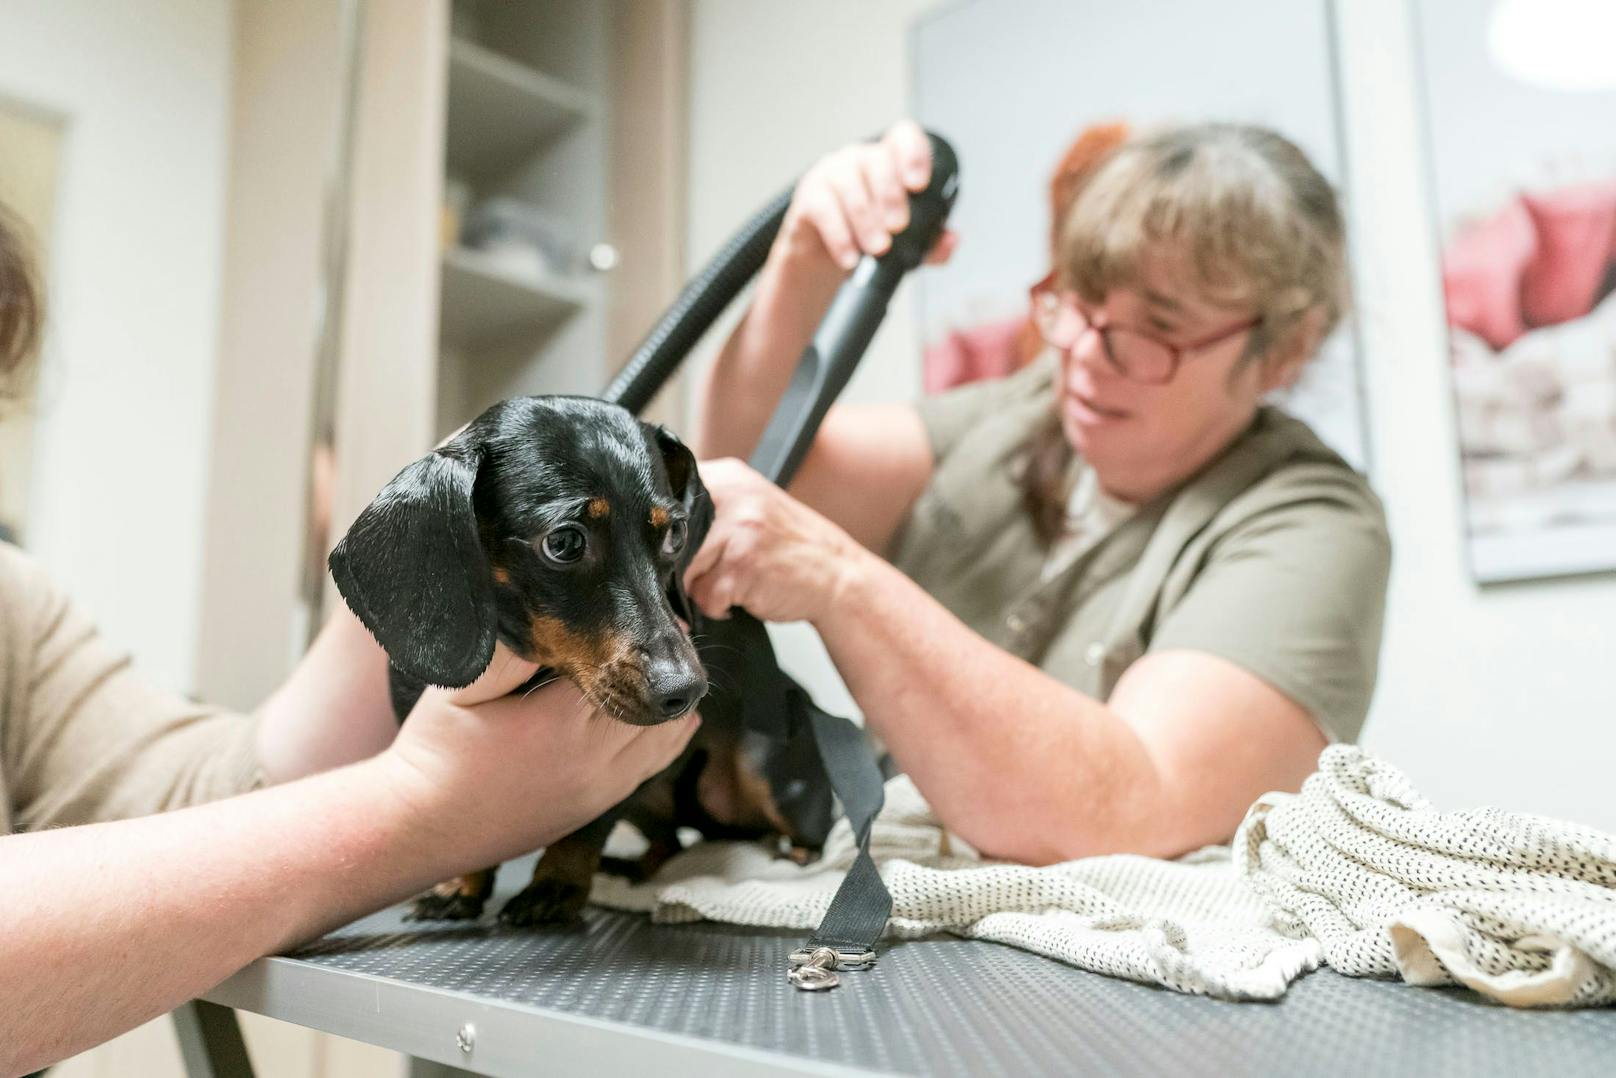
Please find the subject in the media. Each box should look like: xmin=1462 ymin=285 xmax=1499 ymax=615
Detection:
xmin=587 ymin=498 xmax=610 ymax=519
xmin=649 ymin=506 xmax=670 ymax=528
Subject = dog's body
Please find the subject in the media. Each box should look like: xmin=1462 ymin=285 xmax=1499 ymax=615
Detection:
xmin=330 ymin=395 xmax=832 ymax=925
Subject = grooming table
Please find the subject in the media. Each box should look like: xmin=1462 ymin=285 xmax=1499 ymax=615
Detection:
xmin=181 ymin=870 xmax=1616 ymax=1078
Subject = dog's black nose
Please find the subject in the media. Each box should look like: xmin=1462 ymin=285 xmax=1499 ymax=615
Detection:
xmin=647 ymin=661 xmax=707 ymax=719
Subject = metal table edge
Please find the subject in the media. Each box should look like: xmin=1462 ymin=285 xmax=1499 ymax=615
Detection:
xmin=203 ymin=955 xmax=883 ymax=1078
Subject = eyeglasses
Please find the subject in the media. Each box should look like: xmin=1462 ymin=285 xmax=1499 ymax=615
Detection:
xmin=1028 ymin=273 xmax=1260 ymax=385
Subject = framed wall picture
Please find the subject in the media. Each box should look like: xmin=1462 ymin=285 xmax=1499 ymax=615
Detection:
xmin=1416 ymin=0 xmax=1616 ymax=582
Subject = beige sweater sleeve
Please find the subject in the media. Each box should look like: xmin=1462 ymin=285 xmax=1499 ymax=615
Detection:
xmin=0 ymin=543 xmax=264 ymax=833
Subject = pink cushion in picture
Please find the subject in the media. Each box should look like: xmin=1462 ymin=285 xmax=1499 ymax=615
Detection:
xmin=923 ymin=315 xmax=1028 ymax=393
xmin=1519 ymin=179 xmax=1616 ymax=330
xmin=1442 ymin=195 xmax=1537 ymax=351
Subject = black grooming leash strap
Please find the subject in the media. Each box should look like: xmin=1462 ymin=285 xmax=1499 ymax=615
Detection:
xmin=797 ymin=701 xmax=890 ymax=955
xmin=719 ymin=610 xmax=889 ymax=991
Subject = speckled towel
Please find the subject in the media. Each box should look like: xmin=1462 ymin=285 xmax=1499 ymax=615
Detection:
xmin=590 ymin=747 xmax=1616 ymax=1007
xmin=1239 ymin=746 xmax=1616 ymax=1006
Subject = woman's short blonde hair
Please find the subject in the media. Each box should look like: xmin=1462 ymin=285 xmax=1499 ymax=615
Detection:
xmin=1057 ymin=122 xmax=1348 ymax=363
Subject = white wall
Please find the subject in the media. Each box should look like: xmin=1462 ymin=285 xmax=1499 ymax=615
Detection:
xmin=686 ymin=0 xmax=938 ymax=406
xmin=0 ymin=0 xmax=232 ymax=694
xmin=688 ymin=0 xmax=1616 ymax=832
xmin=1338 ymin=0 xmax=1616 ymax=831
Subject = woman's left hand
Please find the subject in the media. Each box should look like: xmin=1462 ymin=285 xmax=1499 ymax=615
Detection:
xmin=684 ymin=458 xmax=870 ymax=625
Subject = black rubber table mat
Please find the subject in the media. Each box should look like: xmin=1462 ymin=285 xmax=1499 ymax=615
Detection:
xmin=284 ymin=877 xmax=1616 ymax=1077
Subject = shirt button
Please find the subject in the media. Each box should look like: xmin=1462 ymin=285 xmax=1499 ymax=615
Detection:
xmin=1006 ymin=612 xmax=1027 ymax=634
xmin=1085 ymin=642 xmax=1106 ymax=667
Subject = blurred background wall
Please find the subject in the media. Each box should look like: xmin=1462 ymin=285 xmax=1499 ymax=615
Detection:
xmin=0 ymin=0 xmax=230 ymax=696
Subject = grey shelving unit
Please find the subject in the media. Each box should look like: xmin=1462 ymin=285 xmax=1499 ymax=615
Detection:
xmin=436 ymin=0 xmax=612 ymax=435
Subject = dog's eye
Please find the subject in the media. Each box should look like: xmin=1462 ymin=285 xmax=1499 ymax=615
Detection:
xmin=661 ymin=518 xmax=688 ymax=558
xmin=540 ymin=524 xmax=588 ymax=565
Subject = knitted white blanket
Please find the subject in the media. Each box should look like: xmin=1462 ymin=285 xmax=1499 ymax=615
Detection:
xmin=590 ymin=746 xmax=1616 ymax=1006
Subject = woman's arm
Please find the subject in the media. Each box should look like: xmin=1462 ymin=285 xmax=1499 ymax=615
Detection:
xmin=693 ymin=228 xmax=845 ymax=462
xmin=0 ymin=651 xmax=698 ymax=1075
xmin=253 ymin=605 xmax=398 ymax=782
xmin=693 ymin=121 xmax=954 ymax=471
xmin=816 ymin=553 xmax=1324 ymax=864
xmin=693 ymin=121 xmax=949 ymax=554
xmin=683 ymin=463 xmax=1326 ymax=865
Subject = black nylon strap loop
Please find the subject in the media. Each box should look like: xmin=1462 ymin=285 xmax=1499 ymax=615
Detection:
xmin=803 ymin=704 xmax=890 ymax=954
xmin=698 ymin=609 xmax=891 ymax=963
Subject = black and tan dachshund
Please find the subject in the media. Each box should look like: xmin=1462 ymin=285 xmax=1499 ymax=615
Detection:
xmin=330 ymin=395 xmax=833 ymax=926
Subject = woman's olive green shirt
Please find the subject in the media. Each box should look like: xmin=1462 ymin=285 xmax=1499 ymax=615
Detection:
xmin=889 ymin=355 xmax=1391 ymax=743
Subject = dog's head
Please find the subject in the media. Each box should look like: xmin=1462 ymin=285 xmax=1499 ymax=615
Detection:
xmin=330 ymin=396 xmax=712 ymax=726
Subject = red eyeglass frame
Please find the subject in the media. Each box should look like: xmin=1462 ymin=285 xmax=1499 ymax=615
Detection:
xmin=1028 ymin=272 xmax=1261 ymax=385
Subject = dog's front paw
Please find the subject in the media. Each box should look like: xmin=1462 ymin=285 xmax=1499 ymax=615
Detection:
xmin=498 ymin=877 xmax=590 ymax=927
xmin=407 ymin=889 xmax=487 ymax=921
xmin=406 ymin=875 xmax=492 ymax=922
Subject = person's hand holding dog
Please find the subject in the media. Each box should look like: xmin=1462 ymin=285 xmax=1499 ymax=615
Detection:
xmin=381 ymin=643 xmax=700 ymax=872
xmin=683 ymin=458 xmax=877 ymax=626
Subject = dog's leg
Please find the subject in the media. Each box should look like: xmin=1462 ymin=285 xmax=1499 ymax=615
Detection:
xmin=406 ymin=868 xmax=496 ymax=921
xmin=598 ymin=772 xmax=682 ymax=883
xmin=598 ymin=825 xmax=683 ymax=884
xmin=499 ymin=812 xmax=618 ymax=927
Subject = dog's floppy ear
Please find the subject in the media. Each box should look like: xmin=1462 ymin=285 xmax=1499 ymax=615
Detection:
xmin=653 ymin=424 xmax=711 ymax=623
xmin=328 ymin=442 xmax=496 ymax=689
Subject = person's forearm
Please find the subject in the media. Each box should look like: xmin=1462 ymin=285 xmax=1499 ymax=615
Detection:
xmin=816 ymin=554 xmax=1183 ymax=865
xmin=0 ymin=755 xmax=460 ymax=1074
xmin=254 ymin=607 xmax=396 ymax=782
xmin=694 ymin=240 xmax=844 ymax=460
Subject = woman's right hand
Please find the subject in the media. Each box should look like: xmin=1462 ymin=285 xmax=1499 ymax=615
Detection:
xmin=779 ymin=119 xmax=959 ymax=272
xmin=693 ymin=120 xmax=957 ymax=462
xmin=379 ymin=645 xmax=699 ymax=869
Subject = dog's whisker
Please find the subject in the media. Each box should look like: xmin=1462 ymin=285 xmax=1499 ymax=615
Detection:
xmin=694 ymin=643 xmax=744 ymax=656
xmin=518 ymin=671 xmax=565 ymax=700
xmin=701 ymin=669 xmax=740 ymax=694
xmin=695 ymin=643 xmax=746 ymax=659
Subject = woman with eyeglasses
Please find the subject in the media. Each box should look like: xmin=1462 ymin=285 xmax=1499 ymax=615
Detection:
xmin=686 ymin=120 xmax=1389 ymax=864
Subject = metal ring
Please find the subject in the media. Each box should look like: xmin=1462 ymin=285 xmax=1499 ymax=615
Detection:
xmin=787 ymin=963 xmax=840 ymax=991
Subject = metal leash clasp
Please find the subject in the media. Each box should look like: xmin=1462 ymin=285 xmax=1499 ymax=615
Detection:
xmin=787 ymin=945 xmax=876 ymax=991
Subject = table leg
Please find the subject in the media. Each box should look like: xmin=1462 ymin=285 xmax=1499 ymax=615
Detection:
xmin=173 ymin=1000 xmax=255 ymax=1078
xmin=409 ymin=1059 xmax=484 ymax=1077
